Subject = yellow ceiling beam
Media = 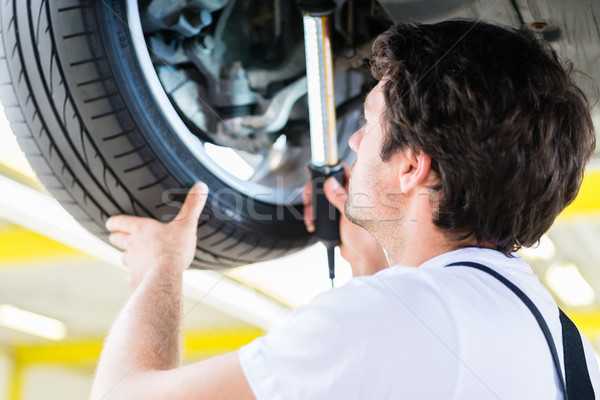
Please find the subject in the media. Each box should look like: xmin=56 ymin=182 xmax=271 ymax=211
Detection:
xmin=13 ymin=328 xmax=264 ymax=367
xmin=14 ymin=341 xmax=102 ymax=368
xmin=0 ymin=161 xmax=43 ymax=193
xmin=8 ymin=362 xmax=22 ymax=400
xmin=0 ymin=224 xmax=85 ymax=265
xmin=559 ymin=170 xmax=600 ymax=219
xmin=5 ymin=329 xmax=262 ymax=400
xmin=562 ymin=308 xmax=600 ymax=335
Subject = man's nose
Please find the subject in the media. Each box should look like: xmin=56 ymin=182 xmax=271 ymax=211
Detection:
xmin=348 ymin=128 xmax=363 ymax=153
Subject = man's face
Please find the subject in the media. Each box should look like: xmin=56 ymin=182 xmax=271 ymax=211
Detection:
xmin=345 ymin=81 xmax=407 ymax=232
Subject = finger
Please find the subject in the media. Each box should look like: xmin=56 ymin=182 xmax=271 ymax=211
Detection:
xmin=173 ymin=182 xmax=209 ymax=227
xmin=324 ymin=176 xmax=348 ymax=212
xmin=106 ymin=215 xmax=142 ymax=233
xmin=108 ymin=232 xmax=129 ymax=250
xmin=304 ymin=205 xmax=314 ymax=232
xmin=303 ymin=168 xmax=312 ymax=206
xmin=302 ymin=180 xmax=312 ymax=206
xmin=302 ymin=180 xmax=315 ymax=232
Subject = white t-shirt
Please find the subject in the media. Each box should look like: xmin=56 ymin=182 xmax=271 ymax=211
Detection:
xmin=239 ymin=247 xmax=600 ymax=399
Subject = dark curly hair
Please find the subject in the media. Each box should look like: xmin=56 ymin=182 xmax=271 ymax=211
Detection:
xmin=370 ymin=19 xmax=596 ymax=255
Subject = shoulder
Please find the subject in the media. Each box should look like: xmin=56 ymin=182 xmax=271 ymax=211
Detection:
xmin=305 ymin=248 xmax=549 ymax=338
xmin=313 ymin=263 xmax=451 ymax=312
xmin=306 ymin=265 xmax=459 ymax=341
xmin=239 ymin=265 xmax=462 ymax=399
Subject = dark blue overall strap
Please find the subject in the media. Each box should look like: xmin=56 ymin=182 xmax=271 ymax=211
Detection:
xmin=559 ymin=309 xmax=596 ymax=399
xmin=445 ymin=261 xmax=568 ymax=399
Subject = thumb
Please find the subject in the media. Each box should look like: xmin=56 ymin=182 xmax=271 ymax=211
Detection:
xmin=324 ymin=177 xmax=348 ymax=212
xmin=174 ymin=182 xmax=209 ymax=226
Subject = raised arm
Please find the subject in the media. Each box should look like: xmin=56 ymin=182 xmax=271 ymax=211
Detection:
xmin=91 ymin=183 xmax=254 ymax=400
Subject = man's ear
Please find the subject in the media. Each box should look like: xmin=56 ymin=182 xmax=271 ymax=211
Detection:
xmin=397 ymin=148 xmax=434 ymax=193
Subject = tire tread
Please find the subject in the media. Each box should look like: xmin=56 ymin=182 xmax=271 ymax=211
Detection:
xmin=0 ymin=0 xmax=313 ymax=268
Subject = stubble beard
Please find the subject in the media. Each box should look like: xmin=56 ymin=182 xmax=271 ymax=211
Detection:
xmin=345 ymin=182 xmax=410 ymax=248
xmin=344 ymin=193 xmax=378 ymax=233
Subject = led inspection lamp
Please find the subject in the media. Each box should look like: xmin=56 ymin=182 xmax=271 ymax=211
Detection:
xmin=299 ymin=0 xmax=345 ymax=286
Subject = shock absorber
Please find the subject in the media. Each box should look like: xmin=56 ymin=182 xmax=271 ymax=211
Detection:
xmin=298 ymin=0 xmax=345 ymax=286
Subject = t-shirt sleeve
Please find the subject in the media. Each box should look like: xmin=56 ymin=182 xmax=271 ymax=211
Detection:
xmin=239 ymin=297 xmax=358 ymax=400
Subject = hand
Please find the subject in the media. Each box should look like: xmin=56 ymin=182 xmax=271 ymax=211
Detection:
xmin=303 ymin=164 xmax=389 ymax=276
xmin=106 ymin=182 xmax=209 ymax=287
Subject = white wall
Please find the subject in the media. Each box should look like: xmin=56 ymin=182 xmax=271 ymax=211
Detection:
xmin=22 ymin=365 xmax=93 ymax=400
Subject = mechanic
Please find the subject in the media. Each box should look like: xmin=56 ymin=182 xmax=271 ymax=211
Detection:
xmin=92 ymin=20 xmax=599 ymax=399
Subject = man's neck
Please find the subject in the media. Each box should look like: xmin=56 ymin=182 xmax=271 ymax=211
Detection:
xmin=380 ymin=222 xmax=498 ymax=267
xmin=381 ymin=222 xmax=458 ymax=267
xmin=371 ymin=185 xmax=498 ymax=268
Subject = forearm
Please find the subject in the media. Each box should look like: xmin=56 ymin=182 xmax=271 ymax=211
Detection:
xmin=91 ymin=264 xmax=183 ymax=399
